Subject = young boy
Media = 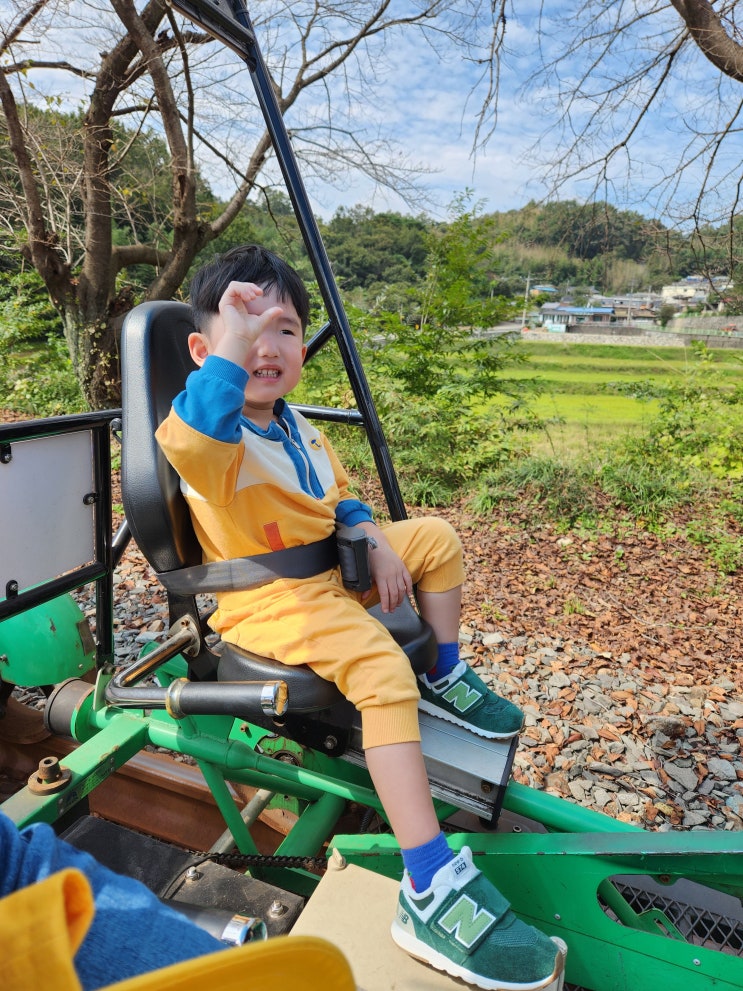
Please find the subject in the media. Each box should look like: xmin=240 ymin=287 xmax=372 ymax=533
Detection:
xmin=156 ymin=245 xmax=567 ymax=990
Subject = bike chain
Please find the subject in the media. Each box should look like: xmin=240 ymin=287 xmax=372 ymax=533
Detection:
xmin=183 ymin=815 xmax=457 ymax=874
xmin=186 ymin=849 xmax=328 ymax=872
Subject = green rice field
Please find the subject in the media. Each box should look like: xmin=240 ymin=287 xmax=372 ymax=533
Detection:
xmin=495 ymin=340 xmax=743 ymax=460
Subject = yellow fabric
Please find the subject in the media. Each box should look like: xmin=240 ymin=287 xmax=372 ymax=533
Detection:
xmin=107 ymin=935 xmax=356 ymax=991
xmin=156 ymin=407 xmax=354 ymax=560
xmin=1 ymin=868 xmax=94 ymax=991
xmin=159 ymin=404 xmax=465 ymax=747
xmin=0 ymin=870 xmax=355 ymax=991
xmin=222 ymin=516 xmax=464 ymax=749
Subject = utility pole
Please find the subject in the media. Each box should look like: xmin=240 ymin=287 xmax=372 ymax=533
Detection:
xmin=521 ymin=273 xmax=531 ymax=327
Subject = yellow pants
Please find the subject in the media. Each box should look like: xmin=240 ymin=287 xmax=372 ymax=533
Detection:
xmin=215 ymin=517 xmax=464 ymax=748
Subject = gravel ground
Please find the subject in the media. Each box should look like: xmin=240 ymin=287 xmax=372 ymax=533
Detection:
xmin=99 ymin=532 xmax=743 ymax=834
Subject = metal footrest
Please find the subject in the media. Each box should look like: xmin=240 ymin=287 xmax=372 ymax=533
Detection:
xmin=343 ymin=708 xmax=517 ymax=825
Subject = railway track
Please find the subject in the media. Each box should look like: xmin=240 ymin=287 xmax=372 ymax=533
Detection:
xmin=0 ymin=696 xmax=293 ymax=852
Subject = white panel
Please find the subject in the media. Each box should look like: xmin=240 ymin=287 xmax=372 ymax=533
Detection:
xmin=0 ymin=431 xmax=96 ymax=598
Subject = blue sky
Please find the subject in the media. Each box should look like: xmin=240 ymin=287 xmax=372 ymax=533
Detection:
xmin=285 ymin=3 xmax=743 ymax=229
xmin=294 ymin=6 xmax=560 ymax=220
xmin=9 ymin=1 xmax=743 ymax=229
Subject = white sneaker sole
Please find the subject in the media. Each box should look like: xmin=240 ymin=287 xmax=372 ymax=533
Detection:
xmin=390 ymin=922 xmax=567 ymax=991
xmin=417 ymin=698 xmax=523 ymax=740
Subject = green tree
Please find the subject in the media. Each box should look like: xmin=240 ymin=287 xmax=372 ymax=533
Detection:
xmin=320 ymin=207 xmax=429 ymax=290
xmin=658 ymin=303 xmax=677 ymax=328
xmin=324 ymin=198 xmax=529 ymax=503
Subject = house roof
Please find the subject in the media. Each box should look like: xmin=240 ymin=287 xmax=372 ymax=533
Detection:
xmin=541 ymin=303 xmax=614 ymax=316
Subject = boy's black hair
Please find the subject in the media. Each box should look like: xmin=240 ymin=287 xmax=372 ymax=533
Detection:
xmin=189 ymin=244 xmax=310 ymax=334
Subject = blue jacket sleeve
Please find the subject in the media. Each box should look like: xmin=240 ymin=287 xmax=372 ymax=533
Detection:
xmin=335 ymin=497 xmax=374 ymax=527
xmin=172 ymin=354 xmax=249 ymax=443
xmin=0 ymin=812 xmax=223 ymax=990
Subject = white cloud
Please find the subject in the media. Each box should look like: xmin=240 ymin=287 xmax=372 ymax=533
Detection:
xmin=6 ymin=0 xmax=743 ymax=229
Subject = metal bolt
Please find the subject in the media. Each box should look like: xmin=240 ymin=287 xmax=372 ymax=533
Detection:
xmin=268 ymin=899 xmax=287 ymax=917
xmin=37 ymin=756 xmax=64 ymax=782
xmin=185 ymin=866 xmax=202 ymax=881
xmin=28 ymin=756 xmax=71 ymax=795
xmin=323 ymin=735 xmax=338 ymax=751
xmin=554 ymin=914 xmax=562 ymax=921
xmin=693 ymin=959 xmax=701 ymax=967
xmin=480 ymin=780 xmax=493 ymax=794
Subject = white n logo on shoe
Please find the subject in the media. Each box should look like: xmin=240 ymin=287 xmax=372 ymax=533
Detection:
xmin=441 ymin=682 xmax=482 ymax=713
xmin=437 ymin=894 xmax=496 ymax=949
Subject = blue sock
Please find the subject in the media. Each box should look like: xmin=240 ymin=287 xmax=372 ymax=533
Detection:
xmin=424 ymin=641 xmax=459 ymax=685
xmin=401 ymin=831 xmax=454 ymax=891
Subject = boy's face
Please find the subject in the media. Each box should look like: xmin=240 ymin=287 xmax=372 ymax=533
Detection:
xmin=190 ymin=284 xmax=306 ymax=425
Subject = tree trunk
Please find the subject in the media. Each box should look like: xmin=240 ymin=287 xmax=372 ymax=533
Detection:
xmin=62 ymin=297 xmax=129 ymax=410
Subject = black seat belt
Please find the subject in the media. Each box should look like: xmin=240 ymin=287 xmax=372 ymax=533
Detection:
xmin=156 ymin=525 xmax=373 ymax=596
xmin=157 ymin=533 xmax=338 ymax=596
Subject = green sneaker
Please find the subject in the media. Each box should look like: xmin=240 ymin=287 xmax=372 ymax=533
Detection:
xmin=417 ymin=661 xmax=524 ymax=739
xmin=391 ymin=846 xmax=567 ymax=991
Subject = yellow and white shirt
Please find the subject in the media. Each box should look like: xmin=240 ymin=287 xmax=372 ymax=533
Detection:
xmin=156 ymin=354 xmax=373 ymax=568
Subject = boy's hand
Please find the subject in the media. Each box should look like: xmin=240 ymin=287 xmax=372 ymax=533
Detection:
xmin=216 ymin=281 xmax=284 ymax=356
xmin=359 ymin=525 xmax=413 ymax=613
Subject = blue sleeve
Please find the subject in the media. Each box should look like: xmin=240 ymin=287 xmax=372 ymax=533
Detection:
xmin=172 ymin=354 xmax=249 ymax=443
xmin=0 ymin=813 xmax=223 ymax=990
xmin=336 ymin=497 xmax=374 ymax=527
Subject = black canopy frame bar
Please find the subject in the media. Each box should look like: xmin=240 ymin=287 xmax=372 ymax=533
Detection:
xmin=170 ymin=0 xmax=407 ymax=521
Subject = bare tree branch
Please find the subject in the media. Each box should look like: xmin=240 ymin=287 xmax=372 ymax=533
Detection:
xmin=670 ymin=0 xmax=743 ymax=79
xmin=0 ymin=0 xmax=505 ymax=405
xmin=474 ymin=0 xmax=743 ymax=245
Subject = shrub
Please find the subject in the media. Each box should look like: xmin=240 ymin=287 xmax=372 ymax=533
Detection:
xmin=0 ymin=267 xmax=85 ymax=416
xmin=470 ymin=456 xmax=598 ymax=524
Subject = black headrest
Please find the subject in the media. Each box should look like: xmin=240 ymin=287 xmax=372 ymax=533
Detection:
xmin=120 ymin=301 xmax=202 ymax=574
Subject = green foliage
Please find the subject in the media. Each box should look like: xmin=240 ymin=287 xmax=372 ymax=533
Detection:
xmin=294 ymin=199 xmax=532 ymax=504
xmin=0 ymin=266 xmax=85 ymax=415
xmin=0 ymin=333 xmax=85 ymax=415
xmin=622 ymin=344 xmax=743 ymax=478
xmin=588 ymin=345 xmax=741 ymax=519
xmin=320 ymin=207 xmax=428 ymax=290
xmin=0 ymin=267 xmax=62 ymax=342
xmin=188 ymin=192 xmax=311 ymax=292
xmin=658 ymin=303 xmax=676 ymax=327
xmin=298 ymin=321 xmax=533 ymax=505
xmin=686 ymin=516 xmax=743 ymax=575
xmin=598 ymin=454 xmax=700 ymax=520
xmin=470 ymin=456 xmax=598 ymax=525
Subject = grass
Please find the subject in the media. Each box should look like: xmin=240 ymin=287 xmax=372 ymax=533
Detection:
xmin=470 ymin=338 xmax=743 ymax=574
xmin=495 ymin=340 xmax=743 ymax=461
xmin=527 ymin=393 xmax=658 ymax=459
xmin=508 ymin=341 xmax=743 ymax=387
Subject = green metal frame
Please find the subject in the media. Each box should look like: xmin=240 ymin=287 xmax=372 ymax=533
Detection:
xmin=330 ymin=831 xmax=743 ymax=991
xmin=4 ymin=660 xmax=742 ymax=991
